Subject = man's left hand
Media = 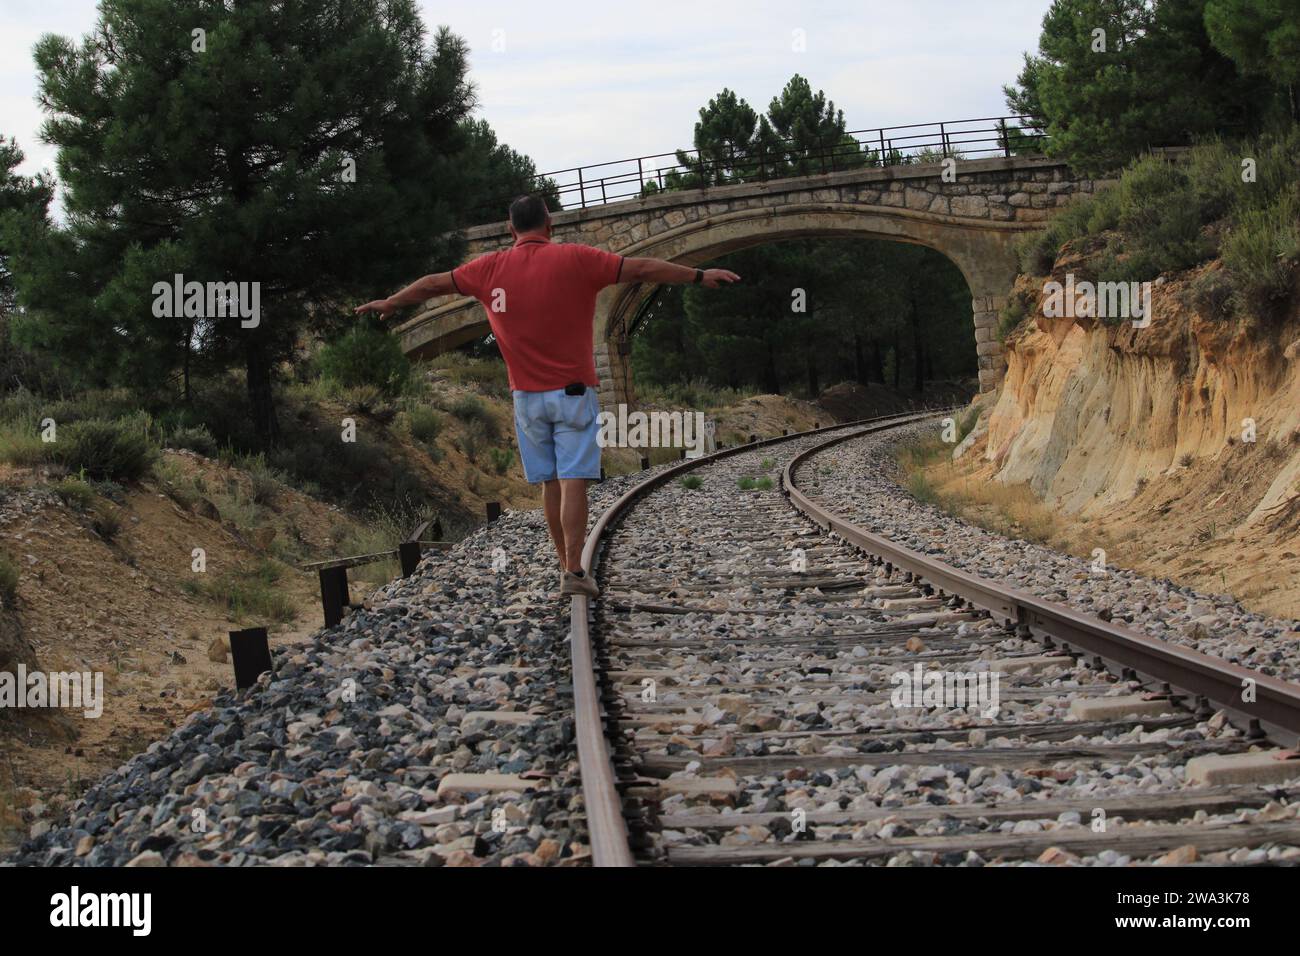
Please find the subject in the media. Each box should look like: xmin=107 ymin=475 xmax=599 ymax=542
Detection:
xmin=354 ymin=299 xmax=396 ymax=321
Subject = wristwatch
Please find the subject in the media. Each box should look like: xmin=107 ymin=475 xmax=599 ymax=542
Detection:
xmin=693 ymin=268 xmax=704 ymax=284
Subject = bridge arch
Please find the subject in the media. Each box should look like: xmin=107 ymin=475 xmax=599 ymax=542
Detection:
xmin=591 ymin=201 xmax=1020 ymax=402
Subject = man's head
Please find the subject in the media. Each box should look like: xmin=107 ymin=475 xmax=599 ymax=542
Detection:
xmin=508 ymin=194 xmax=551 ymax=240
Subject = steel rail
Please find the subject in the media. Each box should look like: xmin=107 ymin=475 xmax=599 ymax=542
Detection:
xmin=782 ymin=425 xmax=1300 ymax=749
xmin=568 ymin=409 xmax=942 ymax=866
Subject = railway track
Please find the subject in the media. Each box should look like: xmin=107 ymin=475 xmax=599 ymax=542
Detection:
xmin=569 ymin=413 xmax=1300 ymax=867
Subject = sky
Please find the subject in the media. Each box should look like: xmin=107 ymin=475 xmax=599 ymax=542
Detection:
xmin=2 ymin=0 xmax=1054 ymax=201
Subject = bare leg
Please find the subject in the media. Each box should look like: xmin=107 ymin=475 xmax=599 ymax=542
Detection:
xmin=559 ymin=478 xmax=588 ymax=572
xmin=542 ymin=479 xmax=566 ymax=570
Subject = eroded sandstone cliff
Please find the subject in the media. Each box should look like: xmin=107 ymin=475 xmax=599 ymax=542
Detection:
xmin=964 ymin=257 xmax=1300 ymax=617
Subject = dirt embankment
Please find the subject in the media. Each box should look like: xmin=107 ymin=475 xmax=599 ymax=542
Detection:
xmin=938 ymin=259 xmax=1300 ymax=620
xmin=0 ymin=454 xmax=354 ymax=835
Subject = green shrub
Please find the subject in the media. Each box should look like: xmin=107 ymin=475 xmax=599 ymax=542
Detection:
xmin=896 ymin=435 xmax=949 ymax=473
xmin=316 ymin=326 xmax=411 ymax=399
xmin=91 ymin=502 xmax=122 ymax=541
xmin=1183 ymin=137 xmax=1243 ymax=224
xmin=1222 ymin=189 xmax=1300 ymax=319
xmin=51 ymin=419 xmax=157 ymax=482
xmin=153 ymin=459 xmax=203 ymax=510
xmin=0 ymin=430 xmax=49 ymax=467
xmin=337 ymin=384 xmax=393 ymax=417
xmin=1183 ymin=269 xmax=1235 ymax=321
xmin=168 ymin=424 xmax=218 ymax=457
xmin=488 ymin=447 xmax=514 ymax=475
xmin=93 ymin=478 xmax=126 ymax=502
xmin=458 ymin=418 xmax=488 ymax=463
xmin=996 ymin=295 xmax=1029 ymax=343
xmin=760 ymin=458 xmax=775 ymax=471
xmin=0 ymin=389 xmax=43 ymax=427
xmin=265 ymin=429 xmax=412 ymax=511
xmin=907 ymin=471 xmax=938 ymax=505
xmin=754 ymin=476 xmax=774 ymax=491
xmin=52 ymin=477 xmax=96 ymax=509
xmin=736 ymin=477 xmax=757 ymax=491
xmin=680 ymin=475 xmax=703 ymax=490
xmin=1016 ymin=183 xmax=1121 ymax=274
xmin=0 ymin=553 xmax=17 ymax=608
xmin=1016 ymin=155 xmax=1210 ymax=281
xmin=1235 ymin=126 xmax=1300 ymax=216
xmin=195 ymin=561 xmax=296 ymax=624
xmin=1109 ymin=159 xmax=1210 ymax=277
xmin=1020 ymin=133 xmax=1300 ymax=321
xmin=449 ymin=395 xmax=499 ymax=438
xmin=207 ymin=476 xmax=262 ymax=532
xmin=240 ymin=453 xmax=284 ymax=505
xmin=407 ymin=406 xmax=442 ymax=445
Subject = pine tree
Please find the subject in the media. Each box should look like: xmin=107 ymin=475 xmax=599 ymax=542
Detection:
xmin=0 ymin=139 xmax=54 ymax=319
xmin=15 ymin=0 xmax=494 ymax=445
xmin=1205 ymin=0 xmax=1300 ymax=121
xmin=1004 ymin=0 xmax=1273 ymax=174
xmin=0 ymin=138 xmax=57 ymax=391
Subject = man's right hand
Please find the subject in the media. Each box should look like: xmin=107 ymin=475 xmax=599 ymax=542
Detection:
xmin=701 ymin=269 xmax=741 ymax=288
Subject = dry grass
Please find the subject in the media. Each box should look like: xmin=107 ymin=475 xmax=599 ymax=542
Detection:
xmin=936 ymin=477 xmax=1064 ymax=547
xmin=895 ymin=436 xmax=1077 ymax=551
xmin=602 ymin=445 xmax=684 ymax=476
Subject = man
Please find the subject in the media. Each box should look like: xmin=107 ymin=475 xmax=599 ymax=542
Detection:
xmin=356 ymin=194 xmax=739 ymax=599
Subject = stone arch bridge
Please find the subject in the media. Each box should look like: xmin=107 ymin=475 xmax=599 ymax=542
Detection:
xmin=394 ymin=154 xmax=1099 ymax=408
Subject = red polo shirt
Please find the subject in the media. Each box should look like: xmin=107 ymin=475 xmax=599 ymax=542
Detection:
xmin=451 ymin=236 xmax=624 ymax=392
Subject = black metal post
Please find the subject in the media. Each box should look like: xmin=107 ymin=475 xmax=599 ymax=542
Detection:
xmin=319 ymin=566 xmax=349 ymax=629
xmin=486 ymin=501 xmax=502 ymax=523
xmin=399 ymin=541 xmax=422 ymax=577
xmin=230 ymin=627 xmax=272 ymax=690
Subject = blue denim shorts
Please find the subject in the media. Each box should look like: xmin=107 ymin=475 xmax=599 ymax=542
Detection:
xmin=511 ymin=388 xmax=602 ymax=483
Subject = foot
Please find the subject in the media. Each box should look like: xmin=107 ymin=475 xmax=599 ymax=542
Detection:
xmin=560 ymin=570 xmax=599 ymax=599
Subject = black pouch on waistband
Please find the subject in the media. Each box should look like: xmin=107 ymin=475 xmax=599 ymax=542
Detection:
xmin=564 ymin=382 xmax=586 ymax=396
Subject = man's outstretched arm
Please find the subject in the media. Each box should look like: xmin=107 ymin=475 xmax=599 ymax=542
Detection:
xmin=354 ymin=272 xmax=457 ymax=320
xmin=619 ymin=258 xmax=740 ymax=288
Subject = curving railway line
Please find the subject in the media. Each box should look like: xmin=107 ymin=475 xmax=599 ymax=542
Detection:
xmin=569 ymin=414 xmax=1300 ymax=867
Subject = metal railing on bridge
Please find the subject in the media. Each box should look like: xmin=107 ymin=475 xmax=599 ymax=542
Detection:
xmin=476 ymin=114 xmax=1046 ymax=221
